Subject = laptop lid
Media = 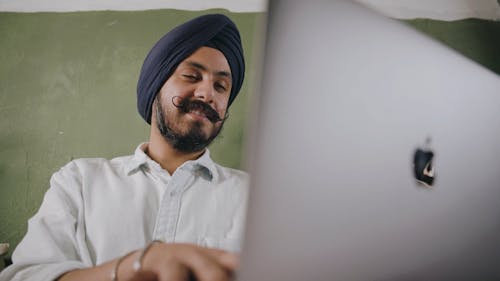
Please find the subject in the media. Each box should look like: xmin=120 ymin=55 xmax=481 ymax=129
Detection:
xmin=239 ymin=1 xmax=500 ymax=280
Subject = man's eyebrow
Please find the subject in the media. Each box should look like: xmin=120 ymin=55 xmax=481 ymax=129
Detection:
xmin=186 ymin=61 xmax=231 ymax=78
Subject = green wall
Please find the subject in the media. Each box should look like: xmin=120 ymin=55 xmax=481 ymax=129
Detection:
xmin=1 ymin=10 xmax=499 ymax=259
xmin=0 ymin=9 xmax=264 ymax=256
xmin=406 ymin=18 xmax=500 ymax=75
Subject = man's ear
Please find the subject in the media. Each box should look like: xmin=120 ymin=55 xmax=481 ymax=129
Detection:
xmin=150 ymin=100 xmax=157 ymax=123
xmin=150 ymin=94 xmax=161 ymax=124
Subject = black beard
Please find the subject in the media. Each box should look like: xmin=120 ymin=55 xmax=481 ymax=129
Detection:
xmin=155 ymin=95 xmax=225 ymax=153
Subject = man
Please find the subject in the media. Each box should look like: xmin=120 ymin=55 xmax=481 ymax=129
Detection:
xmin=0 ymin=14 xmax=248 ymax=281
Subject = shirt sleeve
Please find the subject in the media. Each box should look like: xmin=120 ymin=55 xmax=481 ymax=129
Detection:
xmin=0 ymin=161 xmax=91 ymax=281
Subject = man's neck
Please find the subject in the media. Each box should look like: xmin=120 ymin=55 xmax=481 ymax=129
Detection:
xmin=147 ymin=133 xmax=205 ymax=175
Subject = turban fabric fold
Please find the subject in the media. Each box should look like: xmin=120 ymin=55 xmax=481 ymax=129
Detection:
xmin=137 ymin=14 xmax=245 ymax=124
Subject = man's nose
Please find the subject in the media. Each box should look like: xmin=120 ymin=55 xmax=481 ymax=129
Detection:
xmin=193 ymin=80 xmax=215 ymax=103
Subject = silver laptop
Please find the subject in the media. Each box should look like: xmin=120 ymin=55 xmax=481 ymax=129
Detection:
xmin=238 ymin=1 xmax=500 ymax=280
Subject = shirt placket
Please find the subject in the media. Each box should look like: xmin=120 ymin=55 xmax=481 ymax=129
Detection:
xmin=153 ymin=167 xmax=194 ymax=242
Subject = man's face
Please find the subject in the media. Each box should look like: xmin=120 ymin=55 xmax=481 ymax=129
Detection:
xmin=154 ymin=46 xmax=232 ymax=153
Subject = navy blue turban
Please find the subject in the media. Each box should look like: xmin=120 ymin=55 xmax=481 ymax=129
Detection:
xmin=137 ymin=14 xmax=245 ymax=124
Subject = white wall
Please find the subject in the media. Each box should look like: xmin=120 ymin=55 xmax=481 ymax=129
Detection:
xmin=1 ymin=0 xmax=499 ymax=20
xmin=0 ymin=0 xmax=267 ymax=12
xmin=356 ymin=0 xmax=500 ymax=20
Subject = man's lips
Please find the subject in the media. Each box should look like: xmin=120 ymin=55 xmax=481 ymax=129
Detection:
xmin=186 ymin=109 xmax=210 ymax=121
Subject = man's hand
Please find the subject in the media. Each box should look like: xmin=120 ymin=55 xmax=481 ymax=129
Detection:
xmin=140 ymin=243 xmax=238 ymax=281
xmin=58 ymin=243 xmax=239 ymax=281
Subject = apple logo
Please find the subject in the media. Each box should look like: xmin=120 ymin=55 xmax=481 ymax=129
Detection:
xmin=413 ymin=138 xmax=435 ymax=188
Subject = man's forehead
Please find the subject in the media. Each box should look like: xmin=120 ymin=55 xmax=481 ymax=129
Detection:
xmin=179 ymin=47 xmax=232 ymax=77
xmin=182 ymin=60 xmax=232 ymax=78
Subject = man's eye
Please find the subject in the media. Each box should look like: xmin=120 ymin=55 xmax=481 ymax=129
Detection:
xmin=215 ymin=83 xmax=227 ymax=92
xmin=182 ymin=74 xmax=199 ymax=81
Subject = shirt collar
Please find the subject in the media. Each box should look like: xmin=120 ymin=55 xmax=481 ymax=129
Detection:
xmin=125 ymin=143 xmax=218 ymax=182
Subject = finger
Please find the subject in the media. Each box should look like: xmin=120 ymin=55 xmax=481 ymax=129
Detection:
xmin=179 ymin=249 xmax=231 ymax=281
xmin=157 ymin=260 xmax=189 ymax=281
xmin=203 ymin=249 xmax=239 ymax=270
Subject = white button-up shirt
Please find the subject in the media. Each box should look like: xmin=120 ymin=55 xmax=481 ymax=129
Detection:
xmin=0 ymin=143 xmax=249 ymax=281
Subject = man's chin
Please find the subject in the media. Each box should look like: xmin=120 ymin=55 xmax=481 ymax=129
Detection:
xmin=182 ymin=118 xmax=221 ymax=137
xmin=177 ymin=124 xmax=217 ymax=142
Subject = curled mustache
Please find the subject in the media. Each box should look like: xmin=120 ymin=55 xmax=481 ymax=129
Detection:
xmin=172 ymin=96 xmax=224 ymax=123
